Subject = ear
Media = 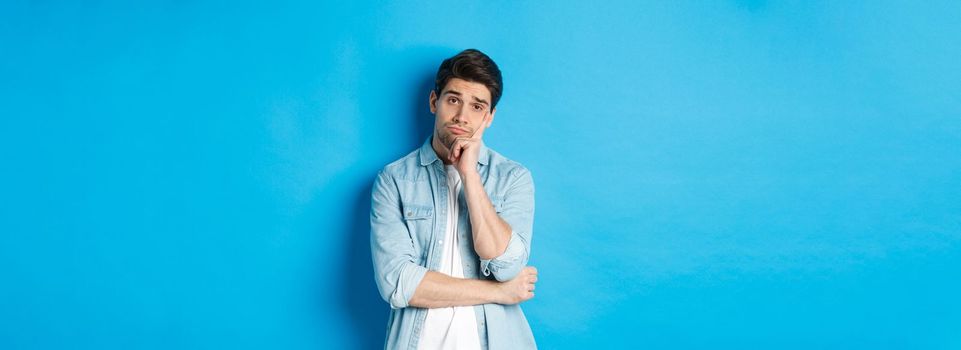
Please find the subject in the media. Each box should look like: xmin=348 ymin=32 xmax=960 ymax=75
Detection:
xmin=487 ymin=107 xmax=496 ymax=128
xmin=428 ymin=90 xmax=437 ymax=114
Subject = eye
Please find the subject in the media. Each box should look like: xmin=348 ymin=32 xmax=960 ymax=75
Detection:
xmin=473 ymin=104 xmax=483 ymax=111
xmin=447 ymin=97 xmax=459 ymax=104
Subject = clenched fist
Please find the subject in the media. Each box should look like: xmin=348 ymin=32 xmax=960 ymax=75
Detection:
xmin=497 ymin=266 xmax=538 ymax=305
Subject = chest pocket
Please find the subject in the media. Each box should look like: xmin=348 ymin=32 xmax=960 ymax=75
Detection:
xmin=403 ymin=205 xmax=433 ymax=220
xmin=402 ymin=204 xmax=434 ymax=251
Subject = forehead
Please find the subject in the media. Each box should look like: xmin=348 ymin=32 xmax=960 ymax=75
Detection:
xmin=440 ymin=78 xmax=492 ymax=102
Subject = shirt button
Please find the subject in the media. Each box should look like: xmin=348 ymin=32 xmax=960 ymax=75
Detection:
xmin=438 ymin=240 xmax=443 ymax=244
xmin=406 ymin=211 xmax=412 ymax=217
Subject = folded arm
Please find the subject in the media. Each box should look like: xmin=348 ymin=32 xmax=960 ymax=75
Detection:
xmin=370 ymin=170 xmax=536 ymax=309
xmin=461 ymin=170 xmax=512 ymax=260
xmin=464 ymin=168 xmax=535 ymax=282
xmin=409 ymin=269 xmax=538 ymax=308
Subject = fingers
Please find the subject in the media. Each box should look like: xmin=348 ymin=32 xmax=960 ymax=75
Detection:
xmin=524 ymin=266 xmax=537 ymax=296
xmin=447 ymin=137 xmax=478 ymax=163
xmin=454 ymin=140 xmax=464 ymax=158
xmin=447 ymin=138 xmax=462 ymax=162
xmin=447 ymin=138 xmax=461 ymax=157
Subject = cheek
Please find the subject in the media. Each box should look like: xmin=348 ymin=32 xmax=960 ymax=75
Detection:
xmin=436 ymin=109 xmax=456 ymax=123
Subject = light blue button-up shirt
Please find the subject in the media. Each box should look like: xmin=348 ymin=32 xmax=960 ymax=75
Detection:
xmin=370 ymin=137 xmax=537 ymax=349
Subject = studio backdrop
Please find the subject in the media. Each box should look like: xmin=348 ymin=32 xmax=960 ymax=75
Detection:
xmin=2 ymin=1 xmax=959 ymax=349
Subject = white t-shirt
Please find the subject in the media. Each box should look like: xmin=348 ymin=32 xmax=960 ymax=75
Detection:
xmin=417 ymin=165 xmax=482 ymax=350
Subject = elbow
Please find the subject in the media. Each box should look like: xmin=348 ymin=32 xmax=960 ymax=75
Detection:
xmin=480 ymin=238 xmax=529 ymax=282
xmin=476 ymin=244 xmax=506 ymax=261
xmin=374 ymin=261 xmax=428 ymax=310
xmin=375 ymin=277 xmax=408 ymax=309
xmin=388 ymin=291 xmax=410 ymax=310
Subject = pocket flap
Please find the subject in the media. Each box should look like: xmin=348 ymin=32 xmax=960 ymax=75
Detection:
xmin=402 ymin=205 xmax=433 ymax=220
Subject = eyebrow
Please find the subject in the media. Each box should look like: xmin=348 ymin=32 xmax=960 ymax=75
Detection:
xmin=443 ymin=89 xmax=490 ymax=107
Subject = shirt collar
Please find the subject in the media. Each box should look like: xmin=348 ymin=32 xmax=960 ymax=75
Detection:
xmin=418 ymin=136 xmax=490 ymax=167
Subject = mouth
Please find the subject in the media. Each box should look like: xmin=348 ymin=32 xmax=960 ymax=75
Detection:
xmin=446 ymin=126 xmax=470 ymax=135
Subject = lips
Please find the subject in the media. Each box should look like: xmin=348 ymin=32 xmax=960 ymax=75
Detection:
xmin=447 ymin=126 xmax=469 ymax=135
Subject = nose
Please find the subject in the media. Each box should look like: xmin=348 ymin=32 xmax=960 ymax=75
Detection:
xmin=452 ymin=104 xmax=467 ymax=123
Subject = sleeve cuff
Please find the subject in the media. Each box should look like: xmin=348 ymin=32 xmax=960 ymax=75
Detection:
xmin=389 ymin=263 xmax=428 ymax=309
xmin=480 ymin=232 xmax=527 ymax=282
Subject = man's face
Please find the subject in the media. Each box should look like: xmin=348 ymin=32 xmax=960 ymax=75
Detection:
xmin=430 ymin=78 xmax=495 ymax=148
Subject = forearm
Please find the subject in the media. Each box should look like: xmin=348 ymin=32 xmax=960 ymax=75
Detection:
xmin=461 ymin=172 xmax=512 ymax=260
xmin=408 ymin=271 xmax=505 ymax=308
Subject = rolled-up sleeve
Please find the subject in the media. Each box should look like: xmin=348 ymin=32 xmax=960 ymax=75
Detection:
xmin=370 ymin=170 xmax=428 ymax=309
xmin=480 ymin=168 xmax=535 ymax=282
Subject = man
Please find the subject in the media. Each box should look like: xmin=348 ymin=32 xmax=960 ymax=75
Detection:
xmin=370 ymin=49 xmax=538 ymax=350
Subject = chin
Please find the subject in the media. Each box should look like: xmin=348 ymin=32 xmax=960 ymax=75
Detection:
xmin=434 ymin=131 xmax=452 ymax=145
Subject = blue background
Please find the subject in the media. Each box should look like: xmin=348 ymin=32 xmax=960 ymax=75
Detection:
xmin=2 ymin=1 xmax=960 ymax=349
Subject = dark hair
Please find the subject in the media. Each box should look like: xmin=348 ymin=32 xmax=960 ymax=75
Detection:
xmin=434 ymin=49 xmax=503 ymax=108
